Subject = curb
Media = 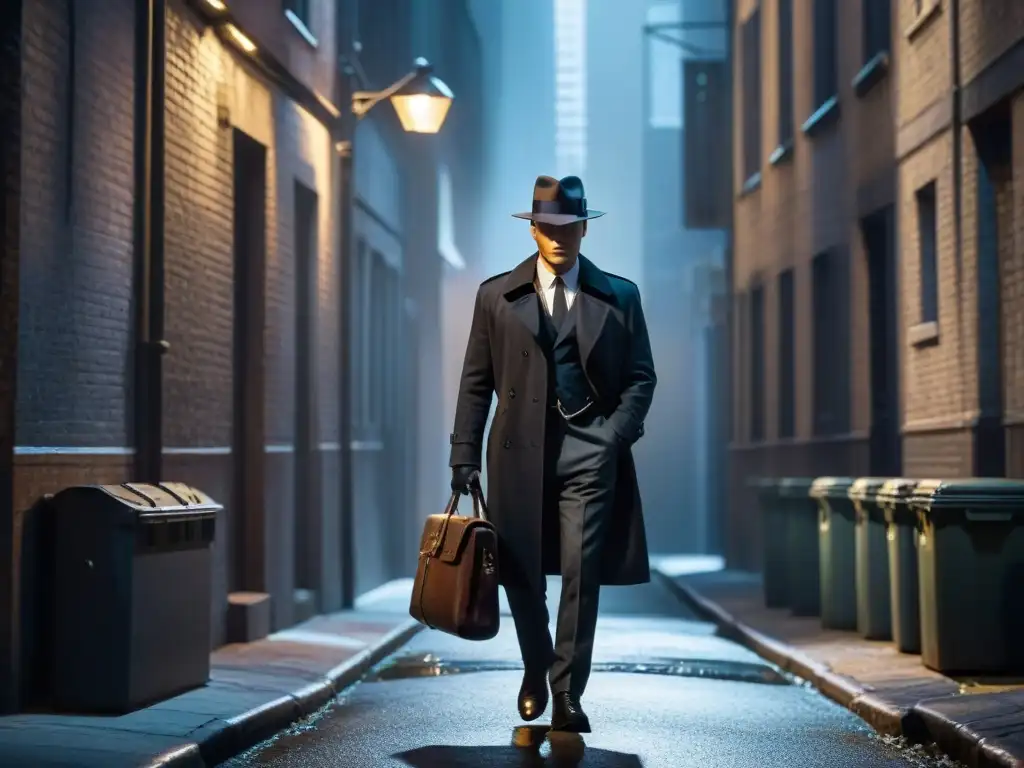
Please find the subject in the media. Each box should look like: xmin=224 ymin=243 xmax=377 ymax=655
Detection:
xmin=652 ymin=570 xmax=1022 ymax=768
xmin=141 ymin=619 xmax=424 ymax=768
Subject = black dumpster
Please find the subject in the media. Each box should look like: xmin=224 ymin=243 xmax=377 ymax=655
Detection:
xmin=752 ymin=477 xmax=787 ymax=608
xmin=51 ymin=482 xmax=220 ymax=713
xmin=910 ymin=478 xmax=1024 ymax=675
xmin=849 ymin=477 xmax=892 ymax=640
xmin=811 ymin=476 xmax=857 ymax=630
xmin=877 ymin=478 xmax=920 ymax=654
xmin=779 ymin=477 xmax=819 ymax=617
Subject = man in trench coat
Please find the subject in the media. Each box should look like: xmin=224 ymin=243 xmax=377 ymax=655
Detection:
xmin=449 ymin=174 xmax=656 ymax=733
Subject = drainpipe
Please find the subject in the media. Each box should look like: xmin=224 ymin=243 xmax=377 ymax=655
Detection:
xmin=133 ymin=0 xmax=167 ymax=482
xmin=948 ymin=0 xmax=972 ymax=473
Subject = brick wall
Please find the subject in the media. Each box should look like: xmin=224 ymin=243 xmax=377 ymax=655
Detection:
xmin=17 ymin=0 xmax=136 ymax=450
xmin=958 ymin=0 xmax=1024 ymax=85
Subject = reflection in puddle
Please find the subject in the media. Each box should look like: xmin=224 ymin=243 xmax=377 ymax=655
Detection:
xmin=365 ymin=653 xmax=791 ymax=686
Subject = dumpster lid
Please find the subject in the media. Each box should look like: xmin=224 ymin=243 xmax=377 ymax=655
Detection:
xmin=52 ymin=482 xmax=222 ymax=519
xmin=875 ymin=478 xmax=918 ymax=503
xmin=746 ymin=476 xmax=780 ymax=497
xmin=777 ymin=477 xmax=817 ymax=498
xmin=910 ymin=478 xmax=1024 ymax=512
xmin=847 ymin=477 xmax=889 ymax=502
xmin=809 ymin=476 xmax=856 ymax=499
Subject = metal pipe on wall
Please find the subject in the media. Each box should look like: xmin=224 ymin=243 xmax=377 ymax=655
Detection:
xmin=133 ymin=0 xmax=167 ymax=483
xmin=0 ymin=0 xmax=23 ymax=716
xmin=337 ymin=136 xmax=356 ymax=609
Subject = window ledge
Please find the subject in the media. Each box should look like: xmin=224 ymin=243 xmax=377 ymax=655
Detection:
xmin=739 ymin=171 xmax=762 ymax=197
xmin=285 ymin=9 xmax=318 ymax=48
xmin=801 ymin=95 xmax=840 ymax=137
xmin=769 ymin=141 xmax=793 ymax=166
xmin=905 ymin=0 xmax=942 ymax=42
xmin=852 ymin=51 xmax=890 ymax=98
xmin=909 ymin=320 xmax=940 ymax=348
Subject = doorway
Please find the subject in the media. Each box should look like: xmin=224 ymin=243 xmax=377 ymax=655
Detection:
xmin=972 ymin=104 xmax=1010 ymax=477
xmin=293 ymin=181 xmax=319 ymax=619
xmin=231 ymin=130 xmax=268 ymax=594
xmin=862 ymin=205 xmax=901 ymax=476
xmin=350 ymin=207 xmax=406 ymax=596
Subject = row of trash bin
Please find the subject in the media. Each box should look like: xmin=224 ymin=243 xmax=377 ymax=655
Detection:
xmin=753 ymin=476 xmax=1024 ymax=676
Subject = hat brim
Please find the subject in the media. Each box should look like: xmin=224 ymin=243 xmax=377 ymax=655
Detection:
xmin=511 ymin=210 xmax=605 ymax=225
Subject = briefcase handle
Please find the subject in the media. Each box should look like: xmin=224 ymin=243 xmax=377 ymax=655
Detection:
xmin=444 ymin=478 xmax=489 ymax=523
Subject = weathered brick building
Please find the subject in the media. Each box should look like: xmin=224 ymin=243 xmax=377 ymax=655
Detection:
xmin=729 ymin=0 xmax=899 ymax=569
xmin=0 ymin=0 xmax=486 ymax=711
xmin=728 ymin=0 xmax=1024 ymax=571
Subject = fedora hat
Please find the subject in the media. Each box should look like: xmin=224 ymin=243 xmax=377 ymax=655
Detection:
xmin=512 ymin=175 xmax=605 ymax=226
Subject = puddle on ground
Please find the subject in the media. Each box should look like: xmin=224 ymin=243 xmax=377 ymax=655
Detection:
xmin=363 ymin=652 xmax=792 ymax=686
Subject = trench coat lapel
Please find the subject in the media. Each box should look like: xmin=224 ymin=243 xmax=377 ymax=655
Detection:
xmin=574 ymin=255 xmax=615 ymax=368
xmin=503 ymin=254 xmax=543 ymax=341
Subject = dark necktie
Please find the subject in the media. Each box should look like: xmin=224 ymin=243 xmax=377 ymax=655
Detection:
xmin=551 ymin=276 xmax=568 ymax=329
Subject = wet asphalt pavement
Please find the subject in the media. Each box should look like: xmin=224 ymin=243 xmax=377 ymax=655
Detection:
xmin=222 ymin=576 xmax=958 ymax=768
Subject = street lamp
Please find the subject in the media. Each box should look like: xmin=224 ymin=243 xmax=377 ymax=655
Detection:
xmin=335 ymin=56 xmax=453 ymax=608
xmin=350 ymin=57 xmax=454 ymax=133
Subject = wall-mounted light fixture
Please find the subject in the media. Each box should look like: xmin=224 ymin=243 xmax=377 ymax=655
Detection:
xmin=351 ymin=57 xmax=454 ymax=134
xmin=223 ymin=24 xmax=256 ymax=54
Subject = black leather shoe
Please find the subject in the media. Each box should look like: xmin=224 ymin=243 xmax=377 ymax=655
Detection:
xmin=550 ymin=692 xmax=591 ymax=733
xmin=518 ymin=669 xmax=549 ymax=721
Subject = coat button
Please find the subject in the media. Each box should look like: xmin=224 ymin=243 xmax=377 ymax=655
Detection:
xmin=503 ymin=439 xmax=512 ymax=449
xmin=508 ymin=388 xmax=516 ymax=399
xmin=532 ymin=396 xmax=539 ymax=403
xmin=521 ymin=350 xmax=529 ymax=357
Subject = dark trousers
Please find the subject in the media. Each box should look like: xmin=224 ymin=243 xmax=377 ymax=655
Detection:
xmin=504 ymin=408 xmax=619 ymax=698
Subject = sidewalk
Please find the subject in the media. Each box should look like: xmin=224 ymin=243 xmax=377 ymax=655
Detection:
xmin=652 ymin=567 xmax=1024 ymax=768
xmin=0 ymin=599 xmax=421 ymax=768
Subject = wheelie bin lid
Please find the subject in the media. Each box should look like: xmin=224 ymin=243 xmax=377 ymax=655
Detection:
xmin=50 ymin=482 xmax=222 ymax=523
xmin=875 ymin=478 xmax=918 ymax=504
xmin=909 ymin=478 xmax=1024 ymax=516
xmin=777 ymin=477 xmax=817 ymax=498
xmin=847 ymin=477 xmax=889 ymax=502
xmin=809 ymin=476 xmax=856 ymax=500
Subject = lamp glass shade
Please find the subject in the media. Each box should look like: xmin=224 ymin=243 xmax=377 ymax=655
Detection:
xmin=390 ymin=93 xmax=452 ymax=134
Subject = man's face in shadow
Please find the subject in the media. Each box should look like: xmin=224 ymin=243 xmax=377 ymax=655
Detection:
xmin=532 ymin=219 xmax=587 ymax=273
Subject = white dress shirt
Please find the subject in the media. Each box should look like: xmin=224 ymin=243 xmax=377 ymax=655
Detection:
xmin=536 ymin=257 xmax=580 ymax=316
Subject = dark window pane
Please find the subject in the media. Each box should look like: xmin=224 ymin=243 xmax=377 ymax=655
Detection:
xmin=813 ymin=0 xmax=837 ymax=107
xmin=917 ymin=182 xmax=939 ymax=323
xmin=777 ymin=269 xmax=795 ymax=438
xmin=863 ymin=0 xmax=891 ymax=60
xmin=750 ymin=286 xmax=765 ymax=441
xmin=742 ymin=8 xmax=762 ymax=180
xmin=777 ymin=0 xmax=793 ymax=145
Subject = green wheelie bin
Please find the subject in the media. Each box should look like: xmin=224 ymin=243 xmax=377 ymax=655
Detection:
xmin=752 ymin=476 xmax=787 ymax=608
xmin=811 ymin=476 xmax=857 ymax=630
xmin=910 ymin=479 xmax=1024 ymax=675
xmin=780 ymin=477 xmax=820 ymax=617
xmin=878 ymin=478 xmax=920 ymax=654
xmin=849 ymin=477 xmax=893 ymax=640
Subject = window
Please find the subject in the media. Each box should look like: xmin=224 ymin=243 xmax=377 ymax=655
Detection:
xmin=750 ymin=285 xmax=765 ymax=441
xmin=863 ymin=0 xmax=891 ymax=61
xmin=916 ymin=181 xmax=939 ymax=323
xmin=741 ymin=7 xmax=762 ymax=182
xmin=777 ymin=269 xmax=795 ymax=438
xmin=812 ymin=249 xmax=849 ymax=436
xmin=777 ymin=0 xmax=794 ymax=147
xmin=812 ymin=0 xmax=837 ymax=108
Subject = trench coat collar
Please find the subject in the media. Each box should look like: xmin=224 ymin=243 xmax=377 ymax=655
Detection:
xmin=502 ymin=253 xmax=615 ymax=303
xmin=502 ymin=253 xmax=615 ymax=361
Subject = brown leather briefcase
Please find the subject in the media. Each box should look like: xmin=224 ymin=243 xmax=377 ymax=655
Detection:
xmin=409 ymin=487 xmax=500 ymax=640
